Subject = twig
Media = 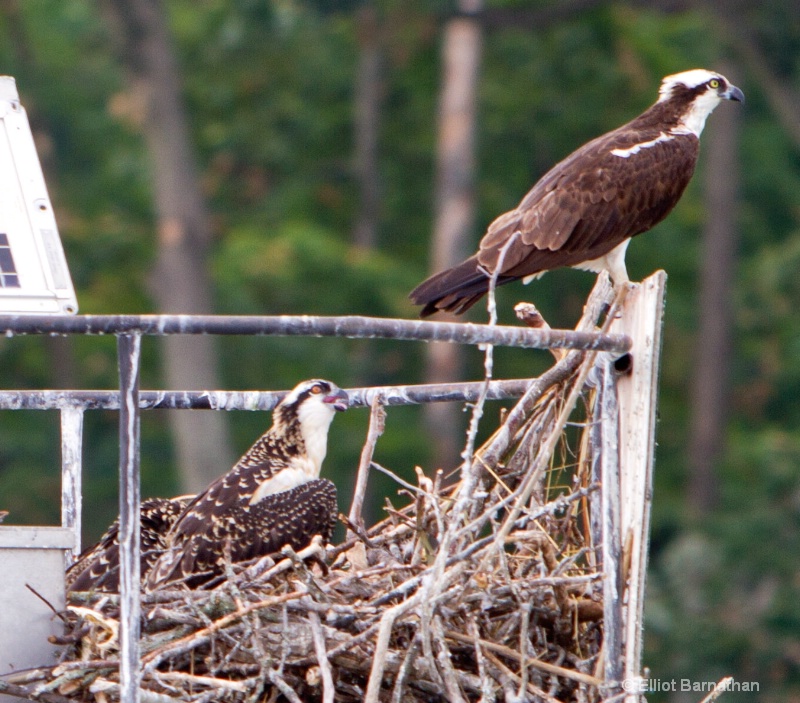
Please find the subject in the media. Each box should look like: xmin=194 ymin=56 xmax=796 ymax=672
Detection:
xmin=476 ymin=350 xmax=581 ymax=472
xmin=244 ymin=608 xmax=270 ymax=703
xmin=410 ymin=236 xmax=524 ymax=689
xmin=469 ymin=618 xmax=495 ymax=703
xmin=363 ymin=591 xmax=425 ymax=703
xmin=478 ymin=274 xmax=613 ymax=472
xmin=370 ymin=461 xmax=427 ymax=497
xmin=307 ymin=607 xmax=335 ymax=703
xmin=517 ymin=601 xmax=531 ymax=698
xmin=347 ymin=395 xmax=386 ymax=539
xmin=278 ymin=601 xmax=290 ymax=674
xmin=390 ymin=636 xmax=419 ymax=703
xmin=443 ymin=629 xmax=603 ymax=687
xmin=245 ymin=538 xmax=325 ymax=585
xmin=478 ymin=345 xmax=599 ymax=573
xmin=29 ymin=661 xmax=119 ymax=680
xmin=515 ymin=302 xmax=564 ymax=361
xmin=482 ymin=650 xmax=563 ymax=703
xmin=150 ymin=671 xmax=248 ymax=692
xmin=698 ymin=677 xmax=735 ymax=703
xmin=26 ymin=584 xmax=69 ymax=624
xmin=432 ymin=615 xmax=467 ymax=703
xmin=86 ymin=682 xmax=175 ymax=703
xmin=0 ymin=679 xmax=75 ymax=703
xmin=141 ymin=590 xmax=306 ymax=672
xmin=337 ymin=513 xmax=374 ymax=547
xmin=266 ymin=668 xmax=303 ymax=703
xmin=460 ymin=232 xmax=521 ymax=510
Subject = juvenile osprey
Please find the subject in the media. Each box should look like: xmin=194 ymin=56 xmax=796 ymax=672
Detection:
xmin=410 ymin=69 xmax=744 ymax=316
xmin=65 ymin=496 xmax=192 ymax=593
xmin=145 ymin=379 xmax=348 ymax=590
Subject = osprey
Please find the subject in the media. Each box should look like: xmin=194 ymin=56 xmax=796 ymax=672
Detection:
xmin=410 ymin=69 xmax=744 ymax=316
xmin=145 ymin=379 xmax=348 ymax=590
xmin=65 ymin=496 xmax=192 ymax=593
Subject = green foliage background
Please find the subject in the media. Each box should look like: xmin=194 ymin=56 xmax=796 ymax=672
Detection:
xmin=0 ymin=1 xmax=798 ymax=699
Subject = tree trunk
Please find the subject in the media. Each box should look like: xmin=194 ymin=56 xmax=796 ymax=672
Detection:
xmin=106 ymin=0 xmax=233 ymax=493
xmin=687 ymin=66 xmax=741 ymax=513
xmin=352 ymin=5 xmax=382 ymax=250
xmin=423 ymin=4 xmax=483 ymax=469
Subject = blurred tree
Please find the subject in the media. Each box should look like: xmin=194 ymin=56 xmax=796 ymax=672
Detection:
xmin=352 ymin=4 xmax=383 ymax=250
xmin=423 ymin=0 xmax=483 ymax=469
xmin=687 ymin=60 xmax=741 ymax=514
xmin=104 ymin=0 xmax=233 ymax=492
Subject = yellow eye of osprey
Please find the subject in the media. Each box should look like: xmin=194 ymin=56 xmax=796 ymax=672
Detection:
xmin=310 ymin=384 xmax=323 ymax=394
xmin=709 ymin=78 xmax=720 ymax=89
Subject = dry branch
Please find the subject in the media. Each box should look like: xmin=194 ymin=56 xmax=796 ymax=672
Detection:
xmin=347 ymin=396 xmax=386 ymax=540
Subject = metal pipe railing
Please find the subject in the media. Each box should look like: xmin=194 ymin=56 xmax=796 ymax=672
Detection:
xmin=0 ymin=313 xmax=630 ymax=352
xmin=0 ymin=378 xmax=560 ymax=411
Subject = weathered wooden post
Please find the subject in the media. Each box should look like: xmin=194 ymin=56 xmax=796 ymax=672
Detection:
xmin=600 ymin=271 xmax=667 ymax=698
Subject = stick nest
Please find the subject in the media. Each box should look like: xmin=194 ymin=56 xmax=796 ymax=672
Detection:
xmin=17 ymin=284 xmax=617 ymax=703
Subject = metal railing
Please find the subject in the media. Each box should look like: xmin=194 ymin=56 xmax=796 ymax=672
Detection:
xmin=0 ymin=310 xmax=635 ymax=703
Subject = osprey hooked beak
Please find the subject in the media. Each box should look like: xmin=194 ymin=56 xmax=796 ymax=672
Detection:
xmin=323 ymin=388 xmax=349 ymax=412
xmin=722 ymin=82 xmax=745 ymax=104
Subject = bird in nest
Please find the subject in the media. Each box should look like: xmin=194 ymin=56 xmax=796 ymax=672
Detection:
xmin=145 ymin=379 xmax=348 ymax=590
xmin=66 ymin=379 xmax=348 ymax=593
xmin=409 ymin=69 xmax=744 ymax=317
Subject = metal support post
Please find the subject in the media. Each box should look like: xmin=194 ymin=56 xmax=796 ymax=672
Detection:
xmin=60 ymin=407 xmax=84 ymax=563
xmin=117 ymin=333 xmax=142 ymax=703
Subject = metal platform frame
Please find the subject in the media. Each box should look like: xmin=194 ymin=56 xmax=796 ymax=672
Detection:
xmin=0 ymin=275 xmax=664 ymax=703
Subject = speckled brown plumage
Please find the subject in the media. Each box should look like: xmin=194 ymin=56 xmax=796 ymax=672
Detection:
xmin=147 ymin=478 xmax=337 ymax=589
xmin=145 ymin=379 xmax=347 ymax=590
xmin=66 ymin=496 xmax=192 ymax=593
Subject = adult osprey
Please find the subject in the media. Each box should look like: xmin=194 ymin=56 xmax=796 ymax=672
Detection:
xmin=409 ymin=69 xmax=744 ymax=317
xmin=145 ymin=379 xmax=348 ymax=590
xmin=65 ymin=496 xmax=192 ymax=593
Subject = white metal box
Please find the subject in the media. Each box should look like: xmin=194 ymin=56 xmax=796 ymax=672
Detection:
xmin=0 ymin=527 xmax=73 ymax=701
xmin=0 ymin=76 xmax=78 ymax=314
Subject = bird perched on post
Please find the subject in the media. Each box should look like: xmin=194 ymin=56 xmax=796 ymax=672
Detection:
xmin=145 ymin=379 xmax=348 ymax=590
xmin=409 ymin=69 xmax=744 ymax=317
xmin=66 ymin=496 xmax=193 ymax=593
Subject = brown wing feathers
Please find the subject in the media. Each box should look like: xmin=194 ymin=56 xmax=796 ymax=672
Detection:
xmin=412 ymin=134 xmax=696 ymax=317
xmin=410 ymin=70 xmax=743 ymax=316
xmin=66 ymin=496 xmax=191 ymax=593
xmin=154 ymin=478 xmax=337 ymax=589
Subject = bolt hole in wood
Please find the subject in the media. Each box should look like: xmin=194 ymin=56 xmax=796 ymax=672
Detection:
xmin=614 ymin=352 xmax=633 ymax=376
